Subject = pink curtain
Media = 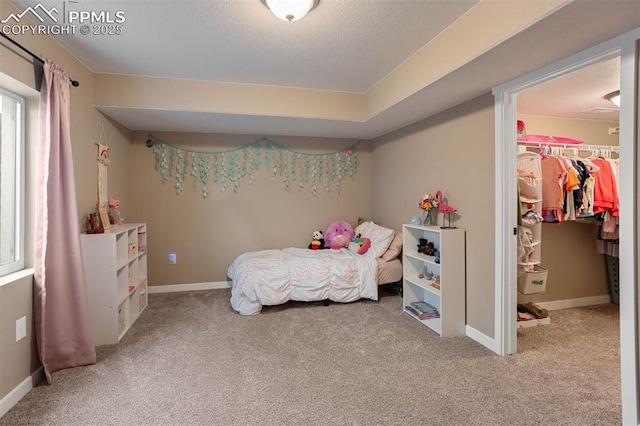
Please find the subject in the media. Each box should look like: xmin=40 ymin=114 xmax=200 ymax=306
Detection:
xmin=34 ymin=59 xmax=96 ymax=383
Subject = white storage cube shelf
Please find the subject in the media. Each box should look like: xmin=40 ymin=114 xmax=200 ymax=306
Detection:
xmin=81 ymin=223 xmax=148 ymax=345
xmin=402 ymin=225 xmax=466 ymax=337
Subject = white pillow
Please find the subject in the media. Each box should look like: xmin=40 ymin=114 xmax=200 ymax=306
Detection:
xmin=354 ymin=221 xmax=371 ymax=238
xmin=360 ymin=222 xmax=395 ymax=258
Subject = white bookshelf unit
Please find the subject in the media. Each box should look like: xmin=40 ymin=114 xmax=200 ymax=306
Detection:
xmin=402 ymin=224 xmax=466 ymax=337
xmin=80 ymin=223 xmax=148 ymax=345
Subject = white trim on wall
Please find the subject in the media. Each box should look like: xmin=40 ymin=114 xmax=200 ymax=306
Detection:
xmin=618 ymin=37 xmax=639 ymax=426
xmin=465 ymin=326 xmax=499 ymax=354
xmin=147 ymin=281 xmax=231 ymax=294
xmin=0 ymin=366 xmax=43 ymax=418
xmin=537 ymin=295 xmax=612 ymax=311
xmin=493 ymin=89 xmax=518 ymax=356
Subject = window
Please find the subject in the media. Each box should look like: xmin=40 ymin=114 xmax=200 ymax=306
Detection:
xmin=0 ymin=88 xmax=25 ymax=276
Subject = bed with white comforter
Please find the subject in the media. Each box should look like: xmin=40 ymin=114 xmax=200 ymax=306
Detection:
xmin=228 ymin=247 xmax=378 ymax=315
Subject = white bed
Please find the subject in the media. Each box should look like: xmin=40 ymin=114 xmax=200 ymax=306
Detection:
xmin=228 ymin=247 xmax=379 ymax=315
xmin=228 ymin=223 xmax=404 ymax=315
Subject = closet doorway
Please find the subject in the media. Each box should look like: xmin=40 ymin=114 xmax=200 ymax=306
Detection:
xmin=514 ymin=58 xmax=621 ymax=420
xmin=515 ymin=57 xmax=620 ymax=330
xmin=493 ymin=31 xmax=639 ymax=425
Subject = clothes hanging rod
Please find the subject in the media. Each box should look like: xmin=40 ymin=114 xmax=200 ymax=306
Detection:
xmin=0 ymin=33 xmax=79 ymax=87
xmin=517 ymin=141 xmax=619 ymax=151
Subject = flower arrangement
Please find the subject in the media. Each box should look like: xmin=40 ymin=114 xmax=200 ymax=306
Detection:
xmin=419 ymin=193 xmax=439 ymax=226
xmin=419 ymin=193 xmax=439 ymax=212
xmin=108 ymin=198 xmax=124 ymax=225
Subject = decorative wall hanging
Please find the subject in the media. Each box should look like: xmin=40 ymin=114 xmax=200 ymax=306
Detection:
xmin=96 ymin=124 xmax=110 ymax=208
xmin=149 ymin=135 xmax=358 ymax=197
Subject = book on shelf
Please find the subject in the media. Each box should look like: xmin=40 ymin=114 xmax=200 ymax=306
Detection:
xmin=410 ymin=301 xmax=439 ymax=314
xmin=404 ymin=305 xmax=440 ymax=320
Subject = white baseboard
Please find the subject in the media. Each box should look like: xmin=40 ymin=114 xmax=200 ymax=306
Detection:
xmin=0 ymin=366 xmax=44 ymax=418
xmin=465 ymin=325 xmax=501 ymax=355
xmin=148 ymin=281 xmax=231 ymax=294
xmin=537 ymin=295 xmax=612 ymax=311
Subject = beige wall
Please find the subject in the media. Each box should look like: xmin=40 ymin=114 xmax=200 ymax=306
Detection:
xmin=372 ymin=93 xmax=496 ymax=337
xmin=0 ymin=274 xmax=39 ymax=398
xmin=94 ymin=74 xmax=363 ymax=121
xmin=129 ymin=132 xmax=372 ymax=286
xmin=0 ymin=4 xmax=132 ymax=224
xmin=0 ymin=0 xmax=132 ymax=401
xmin=517 ymin=115 xmax=619 ymax=304
xmin=519 ymin=115 xmax=620 ymax=147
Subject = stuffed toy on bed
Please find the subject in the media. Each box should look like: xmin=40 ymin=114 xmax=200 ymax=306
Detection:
xmin=348 ymin=236 xmax=371 ymax=255
xmin=308 ymin=230 xmax=325 ymax=250
xmin=325 ymin=220 xmax=354 ymax=250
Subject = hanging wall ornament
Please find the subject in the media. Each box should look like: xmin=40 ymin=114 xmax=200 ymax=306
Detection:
xmin=150 ymin=135 xmax=358 ymax=197
xmin=96 ymin=124 xmax=110 ymax=207
xmin=152 ymin=136 xmax=262 ymax=198
xmin=264 ymin=140 xmax=358 ymax=195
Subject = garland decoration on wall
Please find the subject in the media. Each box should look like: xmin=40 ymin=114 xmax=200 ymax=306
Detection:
xmin=150 ymin=135 xmax=358 ymax=197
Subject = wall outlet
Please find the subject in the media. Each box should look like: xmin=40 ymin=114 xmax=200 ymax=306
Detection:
xmin=16 ymin=316 xmax=26 ymax=342
xmin=169 ymin=253 xmax=177 ymax=264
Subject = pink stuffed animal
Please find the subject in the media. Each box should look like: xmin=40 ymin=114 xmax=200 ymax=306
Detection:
xmin=325 ymin=220 xmax=354 ymax=250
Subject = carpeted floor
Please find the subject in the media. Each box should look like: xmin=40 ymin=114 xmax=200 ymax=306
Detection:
xmin=0 ymin=289 xmax=621 ymax=425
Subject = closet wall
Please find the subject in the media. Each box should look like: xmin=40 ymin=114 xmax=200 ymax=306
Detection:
xmin=517 ymin=114 xmax=619 ymax=304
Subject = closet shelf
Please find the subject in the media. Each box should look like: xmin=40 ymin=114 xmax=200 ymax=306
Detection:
xmin=517 ymin=317 xmax=551 ymax=328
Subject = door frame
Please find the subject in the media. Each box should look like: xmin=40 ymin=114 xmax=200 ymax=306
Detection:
xmin=492 ymin=28 xmax=640 ymax=425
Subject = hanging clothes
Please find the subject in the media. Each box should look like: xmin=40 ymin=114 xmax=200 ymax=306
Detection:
xmin=518 ymin=143 xmax=620 ymax=258
xmin=591 ymin=157 xmax=619 ymax=217
xmin=540 ymin=155 xmax=567 ymax=222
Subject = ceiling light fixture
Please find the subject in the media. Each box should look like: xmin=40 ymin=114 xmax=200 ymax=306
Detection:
xmin=604 ymin=90 xmax=620 ymax=107
xmin=261 ymin=0 xmax=319 ymax=22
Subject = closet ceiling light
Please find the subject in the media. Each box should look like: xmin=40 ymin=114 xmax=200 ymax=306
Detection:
xmin=604 ymin=90 xmax=620 ymax=107
xmin=261 ymin=0 xmax=319 ymax=22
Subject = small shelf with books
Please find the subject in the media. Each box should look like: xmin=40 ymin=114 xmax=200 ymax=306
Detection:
xmin=402 ymin=224 xmax=466 ymax=337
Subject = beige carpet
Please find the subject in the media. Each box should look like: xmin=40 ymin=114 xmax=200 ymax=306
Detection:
xmin=0 ymin=289 xmax=621 ymax=425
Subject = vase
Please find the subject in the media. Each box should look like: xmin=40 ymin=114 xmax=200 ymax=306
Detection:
xmin=423 ymin=210 xmax=434 ymax=226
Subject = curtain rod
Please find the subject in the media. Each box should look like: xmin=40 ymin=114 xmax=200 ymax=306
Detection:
xmin=0 ymin=33 xmax=79 ymax=87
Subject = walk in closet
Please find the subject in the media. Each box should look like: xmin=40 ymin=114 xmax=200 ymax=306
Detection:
xmin=514 ymin=56 xmax=621 ymax=331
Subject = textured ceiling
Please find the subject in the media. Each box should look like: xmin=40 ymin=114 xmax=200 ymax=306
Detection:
xmin=6 ymin=0 xmax=638 ymax=138
xmin=38 ymin=0 xmax=479 ymax=93
xmin=518 ymin=57 xmax=620 ymax=121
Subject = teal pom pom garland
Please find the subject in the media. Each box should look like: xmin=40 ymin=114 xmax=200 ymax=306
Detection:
xmin=150 ymin=135 xmax=358 ymax=197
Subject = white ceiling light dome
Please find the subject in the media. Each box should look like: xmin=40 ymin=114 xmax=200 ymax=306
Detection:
xmin=604 ymin=90 xmax=620 ymax=107
xmin=261 ymin=0 xmax=320 ymax=22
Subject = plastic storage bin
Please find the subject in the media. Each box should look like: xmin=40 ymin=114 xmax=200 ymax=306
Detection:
xmin=605 ymin=254 xmax=619 ymax=305
xmin=517 ymin=265 xmax=548 ymax=294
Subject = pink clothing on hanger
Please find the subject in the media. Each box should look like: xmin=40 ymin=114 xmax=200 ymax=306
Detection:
xmin=541 ymin=156 xmax=567 ymax=210
xmin=591 ymin=158 xmax=619 ymax=216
